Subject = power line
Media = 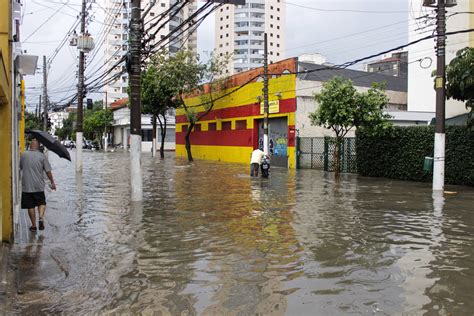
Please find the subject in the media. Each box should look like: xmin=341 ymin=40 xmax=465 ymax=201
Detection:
xmin=284 ymin=1 xmax=410 ymax=14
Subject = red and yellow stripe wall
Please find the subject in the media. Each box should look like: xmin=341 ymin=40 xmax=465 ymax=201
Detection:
xmin=176 ymin=58 xmax=298 ymax=168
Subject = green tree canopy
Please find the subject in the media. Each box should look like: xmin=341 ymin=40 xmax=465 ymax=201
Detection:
xmin=309 ymin=76 xmax=391 ymax=174
xmin=446 ymin=47 xmax=474 ymax=109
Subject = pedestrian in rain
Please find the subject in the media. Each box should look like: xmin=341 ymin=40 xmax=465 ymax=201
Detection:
xmin=20 ymin=138 xmax=56 ymax=232
xmin=250 ymin=147 xmax=265 ymax=177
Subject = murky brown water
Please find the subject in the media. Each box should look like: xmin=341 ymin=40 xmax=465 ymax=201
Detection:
xmin=6 ymin=151 xmax=474 ymax=315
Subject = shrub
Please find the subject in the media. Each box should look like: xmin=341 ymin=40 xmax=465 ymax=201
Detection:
xmin=356 ymin=126 xmax=474 ymax=186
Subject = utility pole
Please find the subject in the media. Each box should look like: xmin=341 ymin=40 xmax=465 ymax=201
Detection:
xmin=263 ymin=32 xmax=269 ymax=155
xmin=104 ymin=91 xmax=108 ymax=151
xmin=76 ymin=0 xmax=86 ymax=172
xmin=129 ymin=0 xmax=143 ymax=201
xmin=423 ymin=0 xmax=457 ymax=191
xmin=42 ymin=55 xmax=48 ymax=131
xmin=37 ymin=96 xmax=41 ymax=119
xmin=433 ymin=0 xmax=446 ymax=192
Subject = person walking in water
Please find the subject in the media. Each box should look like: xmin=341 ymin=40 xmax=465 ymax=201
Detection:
xmin=20 ymin=138 xmax=56 ymax=232
xmin=250 ymin=147 xmax=265 ymax=177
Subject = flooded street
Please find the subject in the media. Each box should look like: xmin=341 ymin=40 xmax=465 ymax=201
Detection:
xmin=5 ymin=151 xmax=474 ymax=315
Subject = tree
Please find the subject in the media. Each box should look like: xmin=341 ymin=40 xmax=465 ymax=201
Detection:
xmin=309 ymin=76 xmax=391 ymax=175
xmin=83 ymin=109 xmax=113 ymax=148
xmin=55 ymin=112 xmax=74 ymax=140
xmin=446 ymin=47 xmax=474 ymax=128
xmin=180 ymin=52 xmax=230 ymax=162
xmin=25 ymin=112 xmax=42 ymax=131
xmin=141 ymin=51 xmax=185 ymax=158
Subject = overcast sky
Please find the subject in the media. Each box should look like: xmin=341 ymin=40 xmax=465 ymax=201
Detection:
xmin=21 ymin=0 xmax=416 ymax=111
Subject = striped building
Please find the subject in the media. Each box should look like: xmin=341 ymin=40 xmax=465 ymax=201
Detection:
xmin=176 ymin=57 xmax=408 ymax=169
xmin=176 ymin=58 xmax=298 ymax=169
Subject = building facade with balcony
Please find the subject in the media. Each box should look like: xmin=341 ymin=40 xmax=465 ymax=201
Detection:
xmin=215 ymin=0 xmax=285 ymax=75
xmin=103 ymin=0 xmax=197 ymax=106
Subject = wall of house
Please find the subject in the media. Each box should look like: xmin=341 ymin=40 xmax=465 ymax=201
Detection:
xmin=295 ymin=79 xmax=407 ymax=138
xmin=176 ymin=59 xmax=298 ymax=168
xmin=0 ymin=0 xmax=12 ymax=242
xmin=407 ymin=0 xmax=473 ymax=117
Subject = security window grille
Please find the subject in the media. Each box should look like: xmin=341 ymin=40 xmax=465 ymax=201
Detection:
xmin=222 ymin=121 xmax=231 ymax=131
xmin=208 ymin=122 xmax=217 ymax=131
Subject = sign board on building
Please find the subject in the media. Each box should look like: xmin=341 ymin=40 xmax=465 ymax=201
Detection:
xmin=205 ymin=0 xmax=245 ymax=4
xmin=260 ymin=100 xmax=280 ymax=115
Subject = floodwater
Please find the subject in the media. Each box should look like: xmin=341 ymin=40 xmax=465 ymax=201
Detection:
xmin=5 ymin=151 xmax=474 ymax=315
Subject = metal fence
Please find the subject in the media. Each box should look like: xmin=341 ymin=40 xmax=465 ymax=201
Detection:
xmin=297 ymin=137 xmax=357 ymax=173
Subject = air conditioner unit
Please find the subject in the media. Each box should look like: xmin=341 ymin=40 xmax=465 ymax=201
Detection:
xmin=423 ymin=0 xmax=435 ymax=6
xmin=446 ymin=0 xmax=457 ymax=7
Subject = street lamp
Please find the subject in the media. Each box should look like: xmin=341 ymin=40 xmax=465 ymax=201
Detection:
xmin=422 ymin=0 xmax=457 ymax=192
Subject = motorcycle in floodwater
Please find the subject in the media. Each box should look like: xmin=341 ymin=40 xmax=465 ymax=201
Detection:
xmin=261 ymin=155 xmax=270 ymax=178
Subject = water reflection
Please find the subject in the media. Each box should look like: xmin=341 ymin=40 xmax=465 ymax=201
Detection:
xmin=7 ymin=153 xmax=474 ymax=315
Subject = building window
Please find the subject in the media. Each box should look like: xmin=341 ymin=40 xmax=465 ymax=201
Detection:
xmin=141 ymin=130 xmax=153 ymax=142
xmin=270 ymin=15 xmax=273 ymax=19
xmin=277 ymin=43 xmax=280 ymax=47
xmin=220 ymin=17 xmax=223 ymax=21
xmin=161 ymin=3 xmax=165 ymax=7
xmin=277 ymin=17 xmax=280 ymax=20
xmin=194 ymin=124 xmax=201 ymax=132
xmin=277 ymin=7 xmax=280 ymax=11
xmin=226 ymin=15 xmax=229 ymax=19
xmin=222 ymin=121 xmax=231 ymax=131
xmin=208 ymin=122 xmax=217 ymax=131
xmin=182 ymin=125 xmax=188 ymax=133
xmin=236 ymin=120 xmax=247 ymax=130
xmin=270 ymin=24 xmax=273 ymax=28
xmin=150 ymin=12 xmax=155 ymax=17
xmin=270 ymin=42 xmax=273 ymax=46
xmin=226 ymin=24 xmax=229 ymax=28
xmin=277 ymin=26 xmax=280 ymax=29
xmin=226 ymin=33 xmax=229 ymax=37
xmin=277 ymin=34 xmax=280 ymax=38
xmin=277 ymin=52 xmax=280 ymax=56
xmin=220 ymin=26 xmax=223 ymax=30
xmin=270 ymin=33 xmax=273 ymax=37
xmin=270 ymin=6 xmax=274 ymax=9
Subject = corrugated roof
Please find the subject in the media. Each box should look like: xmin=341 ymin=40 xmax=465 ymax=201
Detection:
xmin=298 ymin=62 xmax=407 ymax=92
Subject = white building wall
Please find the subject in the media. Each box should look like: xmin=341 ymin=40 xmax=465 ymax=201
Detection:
xmin=215 ymin=0 xmax=285 ymax=75
xmin=103 ymin=0 xmax=197 ymax=106
xmin=112 ymin=107 xmax=176 ymax=152
xmin=295 ymin=79 xmax=408 ymax=138
xmin=407 ymin=0 xmax=473 ymax=117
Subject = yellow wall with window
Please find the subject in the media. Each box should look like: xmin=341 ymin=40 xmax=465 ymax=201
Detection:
xmin=0 ymin=0 xmax=12 ymax=242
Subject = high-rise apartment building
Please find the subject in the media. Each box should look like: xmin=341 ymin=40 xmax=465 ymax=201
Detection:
xmin=215 ymin=0 xmax=285 ymax=75
xmin=103 ymin=0 xmax=197 ymax=105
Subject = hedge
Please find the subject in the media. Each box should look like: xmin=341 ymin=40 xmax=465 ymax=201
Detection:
xmin=356 ymin=126 xmax=474 ymax=186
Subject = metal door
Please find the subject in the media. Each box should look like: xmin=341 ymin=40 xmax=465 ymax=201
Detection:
xmin=258 ymin=117 xmax=288 ymax=168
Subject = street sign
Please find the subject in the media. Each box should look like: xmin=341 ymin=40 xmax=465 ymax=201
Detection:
xmin=260 ymin=100 xmax=279 ymax=115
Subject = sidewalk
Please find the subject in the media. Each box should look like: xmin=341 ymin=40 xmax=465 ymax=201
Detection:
xmin=1 ymin=205 xmax=72 ymax=313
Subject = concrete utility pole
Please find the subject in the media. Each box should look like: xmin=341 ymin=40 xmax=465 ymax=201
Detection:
xmin=433 ymin=0 xmax=447 ymax=192
xmin=37 ymin=96 xmax=41 ymax=119
xmin=423 ymin=0 xmax=457 ymax=191
xmin=129 ymin=0 xmax=143 ymax=201
xmin=263 ymin=32 xmax=269 ymax=155
xmin=76 ymin=0 xmax=86 ymax=172
xmin=42 ymin=55 xmax=48 ymax=131
xmin=104 ymin=91 xmax=108 ymax=151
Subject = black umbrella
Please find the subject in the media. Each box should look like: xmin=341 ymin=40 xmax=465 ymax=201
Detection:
xmin=25 ymin=130 xmax=71 ymax=161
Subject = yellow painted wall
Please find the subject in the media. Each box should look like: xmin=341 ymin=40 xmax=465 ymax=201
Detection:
xmin=20 ymin=80 xmax=25 ymax=152
xmin=0 ymin=0 xmax=12 ymax=242
xmin=177 ymin=74 xmax=297 ymax=168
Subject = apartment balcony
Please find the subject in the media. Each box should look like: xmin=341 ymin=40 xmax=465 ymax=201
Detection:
xmin=234 ymin=25 xmax=264 ymax=33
